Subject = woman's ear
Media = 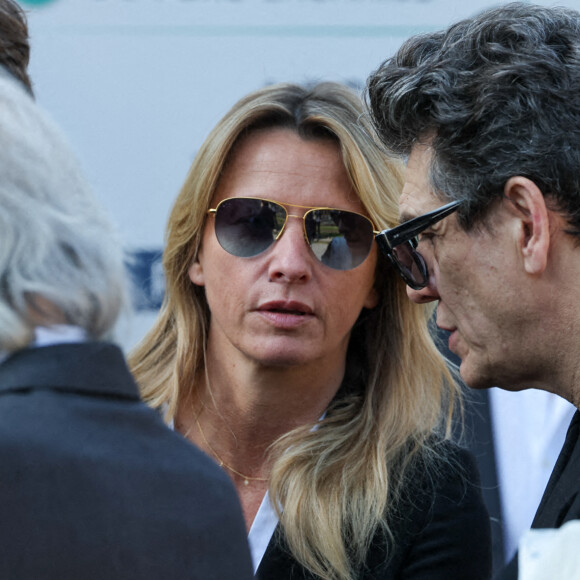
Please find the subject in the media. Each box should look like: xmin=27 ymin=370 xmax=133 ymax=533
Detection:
xmin=188 ymin=253 xmax=205 ymax=286
xmin=364 ymin=286 xmax=379 ymax=310
xmin=504 ymin=176 xmax=550 ymax=275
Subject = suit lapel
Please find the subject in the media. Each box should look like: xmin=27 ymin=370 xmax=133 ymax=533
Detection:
xmin=532 ymin=411 xmax=580 ymax=528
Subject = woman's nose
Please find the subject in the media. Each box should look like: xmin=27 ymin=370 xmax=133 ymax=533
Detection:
xmin=267 ymin=219 xmax=313 ymax=283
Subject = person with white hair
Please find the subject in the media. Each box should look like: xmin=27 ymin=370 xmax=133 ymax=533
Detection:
xmin=0 ymin=70 xmax=252 ymax=580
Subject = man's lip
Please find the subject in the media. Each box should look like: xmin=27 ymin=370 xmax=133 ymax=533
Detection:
xmin=435 ymin=309 xmax=455 ymax=334
xmin=448 ymin=329 xmax=460 ymax=354
xmin=435 ymin=321 xmax=459 ymax=353
xmin=257 ymin=300 xmax=314 ymax=315
xmin=436 ymin=323 xmax=456 ymax=333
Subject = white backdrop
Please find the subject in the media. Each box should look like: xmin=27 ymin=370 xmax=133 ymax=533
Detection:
xmin=17 ymin=0 xmax=580 ymax=345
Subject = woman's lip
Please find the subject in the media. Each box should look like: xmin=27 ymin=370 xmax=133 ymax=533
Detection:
xmin=256 ymin=300 xmax=315 ymax=328
xmin=257 ymin=300 xmax=314 ymax=315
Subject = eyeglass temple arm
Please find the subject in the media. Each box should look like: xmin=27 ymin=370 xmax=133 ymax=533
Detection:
xmin=375 ymin=200 xmax=461 ymax=249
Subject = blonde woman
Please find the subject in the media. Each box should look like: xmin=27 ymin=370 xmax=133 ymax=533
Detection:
xmin=130 ymin=82 xmax=491 ymax=580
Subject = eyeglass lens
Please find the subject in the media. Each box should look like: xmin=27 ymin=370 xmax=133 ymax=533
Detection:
xmin=213 ymin=198 xmax=285 ymax=258
xmin=375 ymin=200 xmax=461 ymax=289
xmin=212 ymin=198 xmax=374 ymax=271
xmin=391 ymin=243 xmax=428 ymax=289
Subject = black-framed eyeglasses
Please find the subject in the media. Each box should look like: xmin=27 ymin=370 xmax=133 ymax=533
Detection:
xmin=375 ymin=200 xmax=462 ymax=290
xmin=207 ymin=197 xmax=377 ymax=271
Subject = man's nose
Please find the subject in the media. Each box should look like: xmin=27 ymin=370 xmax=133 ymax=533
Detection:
xmin=406 ymin=268 xmax=440 ymax=303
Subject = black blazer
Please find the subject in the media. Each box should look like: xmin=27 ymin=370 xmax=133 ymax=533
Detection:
xmin=0 ymin=342 xmax=253 ymax=580
xmin=256 ymin=444 xmax=492 ymax=579
xmin=498 ymin=411 xmax=580 ymax=579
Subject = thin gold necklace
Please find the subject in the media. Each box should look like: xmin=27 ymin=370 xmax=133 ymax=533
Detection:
xmin=195 ymin=416 xmax=268 ymax=486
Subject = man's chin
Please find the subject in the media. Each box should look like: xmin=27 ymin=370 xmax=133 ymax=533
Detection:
xmin=458 ymin=359 xmax=496 ymax=390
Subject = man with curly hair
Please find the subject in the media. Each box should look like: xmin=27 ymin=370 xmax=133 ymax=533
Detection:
xmin=368 ymin=3 xmax=580 ymax=577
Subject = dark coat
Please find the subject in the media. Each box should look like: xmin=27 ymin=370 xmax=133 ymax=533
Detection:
xmin=0 ymin=342 xmax=253 ymax=580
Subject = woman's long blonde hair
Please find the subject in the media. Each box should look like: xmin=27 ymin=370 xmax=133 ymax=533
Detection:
xmin=130 ymin=82 xmax=459 ymax=580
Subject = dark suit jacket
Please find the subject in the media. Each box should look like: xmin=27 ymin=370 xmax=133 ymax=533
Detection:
xmin=256 ymin=444 xmax=492 ymax=579
xmin=498 ymin=410 xmax=580 ymax=579
xmin=0 ymin=342 xmax=253 ymax=580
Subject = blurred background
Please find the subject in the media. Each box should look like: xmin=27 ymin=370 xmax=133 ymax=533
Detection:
xmin=20 ymin=0 xmax=575 ymax=348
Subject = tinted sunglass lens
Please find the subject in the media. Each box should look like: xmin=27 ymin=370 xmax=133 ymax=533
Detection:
xmin=306 ymin=210 xmax=374 ymax=270
xmin=214 ymin=198 xmax=285 ymax=258
xmin=391 ymin=242 xmax=428 ymax=289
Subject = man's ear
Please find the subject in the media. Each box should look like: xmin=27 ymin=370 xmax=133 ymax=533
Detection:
xmin=504 ymin=176 xmax=550 ymax=275
xmin=188 ymin=253 xmax=205 ymax=286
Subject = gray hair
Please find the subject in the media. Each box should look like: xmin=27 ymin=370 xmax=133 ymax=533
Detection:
xmin=0 ymin=71 xmax=128 ymax=351
xmin=366 ymin=2 xmax=580 ymax=231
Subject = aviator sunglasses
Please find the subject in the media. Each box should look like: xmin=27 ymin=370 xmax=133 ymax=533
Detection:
xmin=207 ymin=197 xmax=377 ymax=271
xmin=375 ymin=200 xmax=462 ymax=290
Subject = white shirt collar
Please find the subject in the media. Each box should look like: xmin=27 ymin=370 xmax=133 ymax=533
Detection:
xmin=32 ymin=325 xmax=88 ymax=347
xmin=248 ymin=491 xmax=278 ymax=573
xmin=0 ymin=325 xmax=88 ymax=365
